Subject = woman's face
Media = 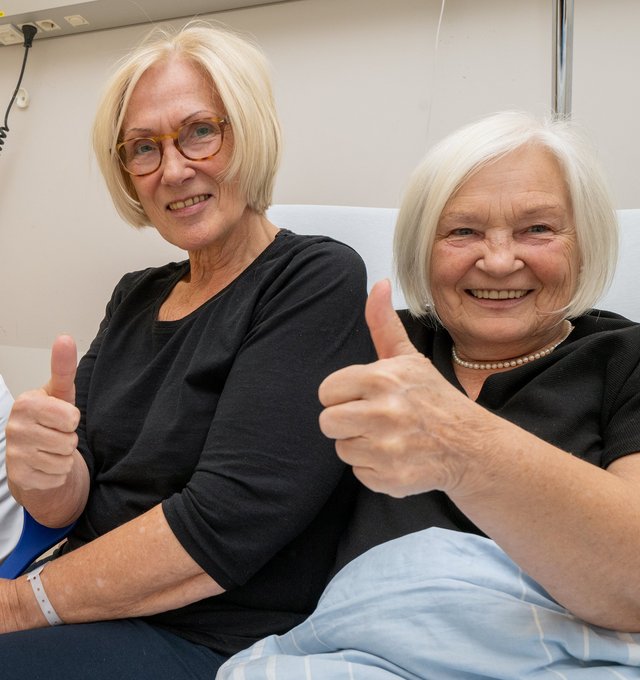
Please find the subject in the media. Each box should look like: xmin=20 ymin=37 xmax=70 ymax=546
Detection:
xmin=430 ymin=145 xmax=580 ymax=360
xmin=121 ymin=56 xmax=247 ymax=255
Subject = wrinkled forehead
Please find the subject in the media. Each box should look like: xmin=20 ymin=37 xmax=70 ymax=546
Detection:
xmin=122 ymin=55 xmax=220 ymax=133
xmin=441 ymin=146 xmax=573 ymax=220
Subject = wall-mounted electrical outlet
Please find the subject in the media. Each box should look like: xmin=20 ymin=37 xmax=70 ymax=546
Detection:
xmin=16 ymin=88 xmax=30 ymax=109
xmin=36 ymin=19 xmax=61 ymax=32
xmin=64 ymin=15 xmax=89 ymax=27
xmin=16 ymin=23 xmax=39 ymax=36
xmin=0 ymin=23 xmax=23 ymax=45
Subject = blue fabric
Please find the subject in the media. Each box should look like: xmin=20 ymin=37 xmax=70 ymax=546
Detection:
xmin=218 ymin=528 xmax=640 ymax=679
xmin=0 ymin=509 xmax=75 ymax=578
xmin=0 ymin=618 xmax=228 ymax=679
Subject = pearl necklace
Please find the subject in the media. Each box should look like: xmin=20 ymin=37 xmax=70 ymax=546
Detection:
xmin=451 ymin=320 xmax=574 ymax=370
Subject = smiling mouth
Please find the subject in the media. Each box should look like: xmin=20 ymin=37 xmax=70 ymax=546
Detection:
xmin=167 ymin=194 xmax=211 ymax=211
xmin=468 ymin=289 xmax=530 ymax=300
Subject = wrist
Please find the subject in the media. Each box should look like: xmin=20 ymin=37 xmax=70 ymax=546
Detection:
xmin=26 ymin=565 xmax=64 ymax=626
xmin=0 ymin=572 xmax=48 ymax=634
xmin=14 ymin=569 xmax=54 ymax=631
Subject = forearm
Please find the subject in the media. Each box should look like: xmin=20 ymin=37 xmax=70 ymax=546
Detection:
xmin=449 ymin=414 xmax=640 ymax=630
xmin=8 ymin=449 xmax=90 ymax=527
xmin=3 ymin=503 xmax=223 ymax=633
xmin=320 ymin=289 xmax=640 ymax=630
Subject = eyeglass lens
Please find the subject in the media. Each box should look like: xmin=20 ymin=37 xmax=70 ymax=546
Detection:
xmin=119 ymin=120 xmax=224 ymax=175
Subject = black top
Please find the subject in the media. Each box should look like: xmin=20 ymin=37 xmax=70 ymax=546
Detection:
xmin=68 ymin=230 xmax=376 ymax=654
xmin=335 ymin=309 xmax=640 ymax=569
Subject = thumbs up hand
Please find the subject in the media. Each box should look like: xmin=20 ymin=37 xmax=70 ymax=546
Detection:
xmin=46 ymin=335 xmax=78 ymax=405
xmin=319 ymin=280 xmax=478 ymax=498
xmin=363 ymin=279 xmax=420 ymax=360
xmin=6 ymin=335 xmax=81 ymax=493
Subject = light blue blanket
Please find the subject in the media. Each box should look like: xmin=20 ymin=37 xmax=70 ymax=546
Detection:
xmin=218 ymin=528 xmax=640 ymax=679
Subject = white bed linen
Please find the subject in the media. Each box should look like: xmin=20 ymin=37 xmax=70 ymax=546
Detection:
xmin=218 ymin=528 xmax=640 ymax=679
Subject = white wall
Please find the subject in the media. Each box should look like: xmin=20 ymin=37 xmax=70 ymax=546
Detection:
xmin=573 ymin=0 xmax=640 ymax=208
xmin=0 ymin=0 xmax=637 ymax=395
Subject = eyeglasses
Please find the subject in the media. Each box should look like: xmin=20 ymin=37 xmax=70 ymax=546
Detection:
xmin=116 ymin=117 xmax=228 ymax=176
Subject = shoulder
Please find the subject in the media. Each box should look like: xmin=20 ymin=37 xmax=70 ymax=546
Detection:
xmin=251 ymin=230 xmax=368 ymax=295
xmin=114 ymin=261 xmax=187 ymax=293
xmin=527 ymin=311 xmax=640 ymax=410
xmin=573 ymin=309 xmax=640 ymax=332
xmin=96 ymin=262 xmax=188 ymax=325
xmin=565 ymin=314 xmax=640 ymax=406
xmin=570 ymin=310 xmax=640 ymax=358
xmin=108 ymin=261 xmax=187 ymax=304
xmin=234 ymin=232 xmax=371 ymax=331
xmin=270 ymin=229 xmax=367 ymax=270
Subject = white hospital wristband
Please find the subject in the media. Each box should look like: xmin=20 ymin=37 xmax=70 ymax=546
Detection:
xmin=26 ymin=564 xmax=64 ymax=626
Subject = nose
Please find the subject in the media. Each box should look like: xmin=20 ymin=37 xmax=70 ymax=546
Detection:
xmin=159 ymin=142 xmax=195 ymax=186
xmin=475 ymin=236 xmax=525 ymax=276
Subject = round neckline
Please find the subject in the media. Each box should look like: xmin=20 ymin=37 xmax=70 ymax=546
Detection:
xmin=152 ymin=229 xmax=288 ymax=327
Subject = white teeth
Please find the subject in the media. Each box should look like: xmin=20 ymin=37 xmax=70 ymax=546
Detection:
xmin=470 ymin=289 xmax=528 ymax=300
xmin=168 ymin=194 xmax=209 ymax=211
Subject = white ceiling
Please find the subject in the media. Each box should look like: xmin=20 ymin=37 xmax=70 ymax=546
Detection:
xmin=0 ymin=0 xmax=293 ymax=44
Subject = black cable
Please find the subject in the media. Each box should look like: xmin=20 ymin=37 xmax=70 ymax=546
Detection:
xmin=0 ymin=24 xmax=37 ymax=153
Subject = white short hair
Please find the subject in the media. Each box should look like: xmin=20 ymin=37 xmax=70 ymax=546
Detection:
xmin=394 ymin=111 xmax=618 ymax=320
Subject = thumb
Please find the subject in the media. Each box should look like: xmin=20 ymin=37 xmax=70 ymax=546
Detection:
xmin=365 ymin=280 xmax=419 ymax=359
xmin=47 ymin=335 xmax=78 ymax=404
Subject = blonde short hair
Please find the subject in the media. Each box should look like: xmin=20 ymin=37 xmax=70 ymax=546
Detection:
xmin=93 ymin=21 xmax=281 ymax=226
xmin=394 ymin=111 xmax=618 ymax=320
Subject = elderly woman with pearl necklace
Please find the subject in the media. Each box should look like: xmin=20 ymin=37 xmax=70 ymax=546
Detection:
xmin=317 ymin=110 xmax=640 ymax=635
xmin=216 ymin=111 xmax=640 ymax=679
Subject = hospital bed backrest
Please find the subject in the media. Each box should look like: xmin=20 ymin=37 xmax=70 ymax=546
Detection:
xmin=598 ymin=209 xmax=640 ymax=321
xmin=268 ymin=205 xmax=640 ymax=322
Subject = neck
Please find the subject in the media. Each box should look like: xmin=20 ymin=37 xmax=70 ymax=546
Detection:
xmin=187 ymin=212 xmax=278 ymax=285
xmin=158 ymin=213 xmax=278 ymax=322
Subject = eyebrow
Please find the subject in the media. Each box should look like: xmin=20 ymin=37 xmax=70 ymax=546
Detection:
xmin=122 ymin=110 xmax=218 ymax=138
xmin=518 ymin=203 xmax=566 ymax=216
xmin=438 ymin=210 xmax=482 ymax=225
xmin=440 ymin=203 xmax=566 ymax=223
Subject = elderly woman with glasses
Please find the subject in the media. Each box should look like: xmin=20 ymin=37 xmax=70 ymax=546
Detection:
xmin=0 ymin=22 xmax=373 ymax=679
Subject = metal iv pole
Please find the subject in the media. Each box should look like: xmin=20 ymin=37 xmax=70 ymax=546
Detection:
xmin=552 ymin=0 xmax=574 ymax=117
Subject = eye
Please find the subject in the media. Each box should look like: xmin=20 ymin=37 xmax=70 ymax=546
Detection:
xmin=451 ymin=227 xmax=475 ymax=237
xmin=185 ymin=121 xmax=219 ymax=142
xmin=131 ymin=139 xmax=158 ymax=157
xmin=197 ymin=123 xmax=215 ymax=137
xmin=526 ymin=224 xmax=550 ymax=234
